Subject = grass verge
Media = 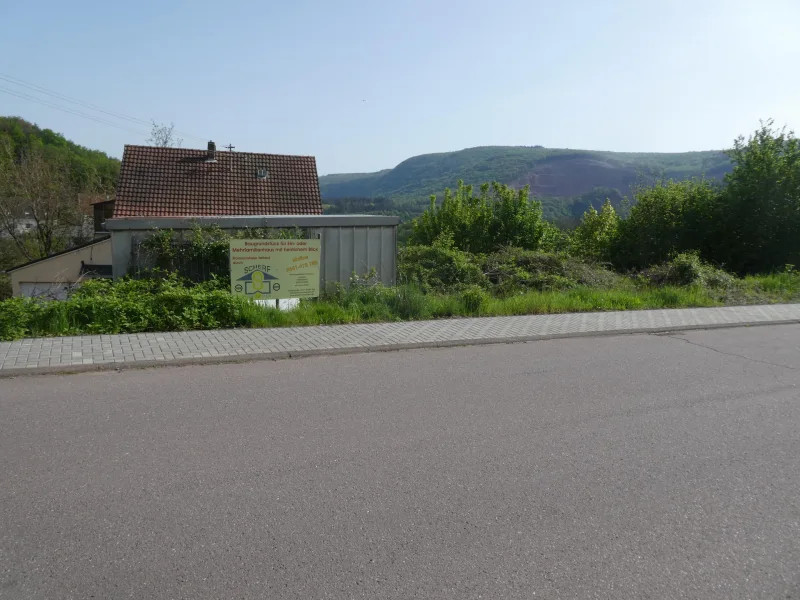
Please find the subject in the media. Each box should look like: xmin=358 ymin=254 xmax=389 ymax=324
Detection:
xmin=2 ymin=274 xmax=799 ymax=341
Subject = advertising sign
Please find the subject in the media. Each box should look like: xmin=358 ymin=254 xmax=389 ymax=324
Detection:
xmin=229 ymin=239 xmax=321 ymax=300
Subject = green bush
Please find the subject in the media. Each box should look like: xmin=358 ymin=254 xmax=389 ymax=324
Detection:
xmin=0 ymin=297 xmax=35 ymax=340
xmin=572 ymin=200 xmax=620 ymax=261
xmin=0 ymin=273 xmax=11 ymax=301
xmin=640 ymin=252 xmax=735 ymax=288
xmin=137 ymin=225 xmax=310 ymax=282
xmin=482 ymin=248 xmax=620 ymax=295
xmin=3 ymin=266 xmax=798 ymax=342
xmin=613 ymin=180 xmax=721 ymax=269
xmin=0 ymin=275 xmax=267 ymax=340
xmin=717 ymin=122 xmax=800 ymax=274
xmin=459 ymin=285 xmax=490 ymax=315
xmin=411 ymin=181 xmax=547 ymax=253
xmin=398 ymin=242 xmax=487 ymax=292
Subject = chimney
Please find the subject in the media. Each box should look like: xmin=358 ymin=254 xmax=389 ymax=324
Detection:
xmin=205 ymin=140 xmax=217 ymax=163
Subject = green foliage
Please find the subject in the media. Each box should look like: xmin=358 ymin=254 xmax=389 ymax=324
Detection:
xmin=458 ymin=285 xmax=490 ymax=315
xmin=3 ymin=266 xmax=800 ymax=341
xmin=397 ymin=240 xmax=487 ymax=291
xmin=639 ymin=252 xmax=734 ymax=288
xmin=716 ymin=121 xmax=800 ymax=274
xmin=0 ymin=238 xmax=18 ymax=300
xmin=411 ymin=181 xmax=546 ymax=253
xmin=482 ymin=248 xmax=621 ymax=296
xmin=614 ymin=179 xmax=721 ymax=269
xmin=609 ymin=122 xmax=800 ymax=275
xmin=0 ymin=274 xmax=10 ymax=301
xmin=5 ymin=120 xmax=800 ymax=342
xmin=0 ymin=275 xmax=256 ymax=339
xmin=137 ymin=225 xmax=307 ymax=281
xmin=319 ymin=146 xmax=730 ymax=220
xmin=483 ymin=286 xmax=719 ymax=315
xmin=571 ymin=199 xmax=620 ymax=261
xmin=0 ymin=117 xmax=119 ymax=192
xmin=538 ymin=222 xmax=573 ymax=253
xmin=0 ymin=297 xmax=32 ymax=339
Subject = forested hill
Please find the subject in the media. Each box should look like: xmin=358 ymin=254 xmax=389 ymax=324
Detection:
xmin=0 ymin=117 xmax=734 ymax=223
xmin=0 ymin=116 xmax=119 ymax=192
xmin=320 ymin=146 xmax=732 ymax=222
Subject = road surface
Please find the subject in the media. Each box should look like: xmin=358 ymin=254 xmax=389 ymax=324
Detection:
xmin=2 ymin=325 xmax=799 ymax=599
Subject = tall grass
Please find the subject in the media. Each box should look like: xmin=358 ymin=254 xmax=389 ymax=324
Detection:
xmin=2 ymin=274 xmax=798 ymax=341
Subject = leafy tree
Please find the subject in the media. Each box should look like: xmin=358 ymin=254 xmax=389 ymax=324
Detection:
xmin=572 ymin=199 xmax=619 ymax=261
xmin=0 ymin=137 xmax=93 ymax=259
xmin=0 ymin=117 xmax=119 ymax=192
xmin=411 ymin=181 xmax=546 ymax=253
xmin=717 ymin=121 xmax=800 ymax=274
xmin=613 ymin=179 xmax=720 ymax=269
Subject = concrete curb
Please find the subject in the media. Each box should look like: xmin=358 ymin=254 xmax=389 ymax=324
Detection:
xmin=2 ymin=318 xmax=798 ymax=379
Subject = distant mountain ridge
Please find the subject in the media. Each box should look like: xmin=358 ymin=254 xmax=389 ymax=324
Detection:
xmin=320 ymin=145 xmax=732 ymax=222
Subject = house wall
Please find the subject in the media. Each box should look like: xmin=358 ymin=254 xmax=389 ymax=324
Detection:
xmin=0 ymin=218 xmax=36 ymax=239
xmin=10 ymin=238 xmax=112 ymax=298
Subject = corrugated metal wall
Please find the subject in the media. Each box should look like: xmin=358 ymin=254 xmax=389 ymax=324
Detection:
xmin=317 ymin=225 xmax=396 ymax=289
xmin=110 ymin=218 xmax=398 ymax=289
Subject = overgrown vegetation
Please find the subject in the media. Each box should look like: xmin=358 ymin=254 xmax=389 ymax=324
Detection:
xmin=411 ymin=181 xmax=547 ymax=253
xmin=134 ymin=225 xmax=308 ymax=281
xmin=2 ymin=121 xmax=800 ymax=341
xmin=3 ymin=260 xmax=798 ymax=341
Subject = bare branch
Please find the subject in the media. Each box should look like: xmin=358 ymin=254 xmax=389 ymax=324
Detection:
xmin=147 ymin=121 xmax=183 ymax=148
xmin=0 ymin=143 xmax=88 ymax=259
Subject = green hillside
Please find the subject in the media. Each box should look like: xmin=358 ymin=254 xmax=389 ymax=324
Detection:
xmin=0 ymin=117 xmax=121 ymax=296
xmin=320 ymin=146 xmax=732 ymax=222
xmin=0 ymin=116 xmax=120 ymax=192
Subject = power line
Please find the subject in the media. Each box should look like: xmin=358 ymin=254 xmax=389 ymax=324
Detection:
xmin=0 ymin=87 xmax=151 ymax=137
xmin=0 ymin=72 xmax=207 ymax=142
xmin=0 ymin=73 xmax=151 ymax=127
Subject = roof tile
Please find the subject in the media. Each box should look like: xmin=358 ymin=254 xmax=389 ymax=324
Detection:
xmin=113 ymin=145 xmax=323 ymax=217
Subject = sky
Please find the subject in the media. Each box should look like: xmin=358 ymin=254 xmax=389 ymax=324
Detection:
xmin=1 ymin=0 xmax=799 ymax=175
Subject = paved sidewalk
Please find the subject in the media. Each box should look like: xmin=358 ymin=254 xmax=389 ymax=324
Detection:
xmin=2 ymin=303 xmax=799 ymax=376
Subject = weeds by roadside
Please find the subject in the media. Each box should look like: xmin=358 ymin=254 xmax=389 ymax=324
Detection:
xmin=2 ymin=263 xmax=799 ymax=341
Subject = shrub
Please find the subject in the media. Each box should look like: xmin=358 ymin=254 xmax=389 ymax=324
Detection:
xmin=410 ymin=181 xmax=546 ymax=253
xmin=571 ymin=199 xmax=620 ymax=261
xmin=482 ymin=248 xmax=620 ymax=295
xmin=0 ymin=273 xmax=11 ymax=301
xmin=0 ymin=297 xmax=35 ymax=340
xmin=398 ymin=242 xmax=487 ymax=292
xmin=0 ymin=274 xmax=275 ymax=340
xmin=459 ymin=285 xmax=490 ymax=315
xmin=718 ymin=122 xmax=800 ymax=274
xmin=640 ymin=251 xmax=735 ymax=288
xmin=539 ymin=222 xmax=573 ymax=253
xmin=136 ymin=225 xmax=310 ymax=282
xmin=613 ymin=180 xmax=721 ymax=269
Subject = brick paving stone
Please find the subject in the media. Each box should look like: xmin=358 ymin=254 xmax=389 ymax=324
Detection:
xmin=2 ymin=304 xmax=800 ymax=372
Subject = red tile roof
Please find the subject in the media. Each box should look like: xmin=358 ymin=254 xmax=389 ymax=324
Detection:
xmin=113 ymin=145 xmax=323 ymax=217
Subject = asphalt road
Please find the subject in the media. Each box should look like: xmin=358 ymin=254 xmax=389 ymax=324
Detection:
xmin=2 ymin=325 xmax=800 ymax=599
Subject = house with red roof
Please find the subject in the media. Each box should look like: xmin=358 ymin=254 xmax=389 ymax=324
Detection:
xmin=8 ymin=142 xmax=325 ymax=298
xmin=111 ymin=141 xmax=323 ymax=218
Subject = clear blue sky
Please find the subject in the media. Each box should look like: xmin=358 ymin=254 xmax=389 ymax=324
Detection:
xmin=2 ymin=0 xmax=798 ymax=175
